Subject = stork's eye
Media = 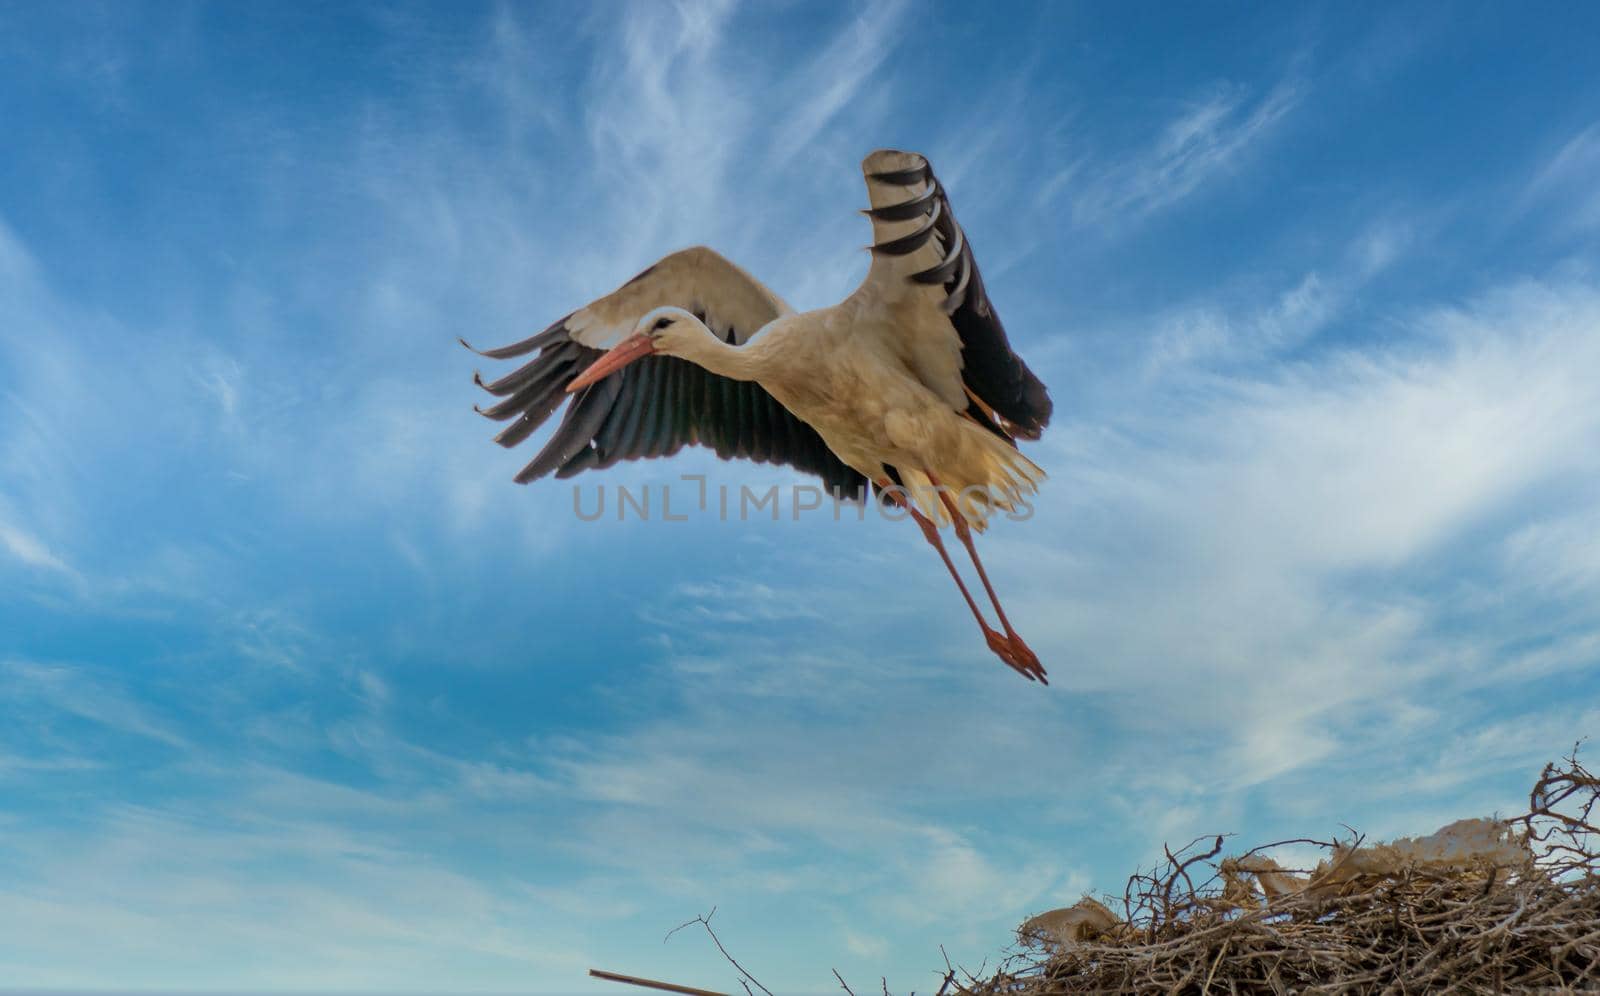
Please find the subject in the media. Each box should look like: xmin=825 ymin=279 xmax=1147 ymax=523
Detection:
xmin=651 ymin=317 xmax=673 ymax=332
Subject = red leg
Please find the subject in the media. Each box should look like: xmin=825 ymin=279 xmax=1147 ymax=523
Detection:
xmin=877 ymin=480 xmax=1040 ymax=682
xmin=928 ymin=476 xmax=1046 ymax=683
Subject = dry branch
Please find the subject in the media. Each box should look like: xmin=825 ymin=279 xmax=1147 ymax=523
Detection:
xmin=589 ymin=968 xmax=731 ymax=996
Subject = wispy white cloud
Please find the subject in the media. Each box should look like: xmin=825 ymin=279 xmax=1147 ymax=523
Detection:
xmin=1011 ymin=276 xmax=1600 ymax=794
xmin=1063 ymin=275 xmax=1595 ymax=612
xmin=1 ymin=660 xmax=189 ymax=749
xmin=1523 ymin=120 xmax=1600 ymax=230
xmin=1070 ymin=80 xmax=1302 ymax=227
xmin=573 ymin=0 xmax=767 ymax=258
xmin=1146 ymin=220 xmax=1411 ymax=372
xmin=191 ymin=352 xmax=243 ymax=421
xmin=1503 ymin=507 xmax=1600 ymax=595
xmin=769 ymin=0 xmax=912 ymax=161
xmin=0 ymin=519 xmax=78 ymax=579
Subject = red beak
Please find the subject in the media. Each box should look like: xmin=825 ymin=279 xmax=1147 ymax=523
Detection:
xmin=565 ymin=333 xmax=656 ymax=393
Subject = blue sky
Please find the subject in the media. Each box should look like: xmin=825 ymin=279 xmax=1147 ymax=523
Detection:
xmin=3 ymin=1 xmax=1600 ymax=991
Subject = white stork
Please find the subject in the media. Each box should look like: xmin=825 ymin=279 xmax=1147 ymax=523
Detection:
xmin=465 ymin=150 xmax=1054 ymax=682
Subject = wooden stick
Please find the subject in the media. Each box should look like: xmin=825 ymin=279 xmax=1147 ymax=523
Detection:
xmin=589 ymin=968 xmax=731 ymax=996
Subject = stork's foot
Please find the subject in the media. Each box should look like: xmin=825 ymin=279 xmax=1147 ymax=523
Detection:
xmin=985 ymin=627 xmax=1044 ymax=682
xmin=1007 ymin=632 xmax=1047 ymax=684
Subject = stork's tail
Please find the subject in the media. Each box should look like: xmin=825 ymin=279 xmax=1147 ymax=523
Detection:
xmin=898 ymin=428 xmax=1044 ymax=532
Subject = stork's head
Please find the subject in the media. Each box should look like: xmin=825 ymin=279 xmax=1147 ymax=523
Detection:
xmin=564 ymin=307 xmax=708 ymax=393
xmin=630 ymin=306 xmax=705 ymax=352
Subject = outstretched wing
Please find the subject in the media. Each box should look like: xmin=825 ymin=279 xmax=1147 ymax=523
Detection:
xmin=466 ymin=246 xmax=869 ymax=498
xmin=848 ymin=149 xmax=1052 ymax=442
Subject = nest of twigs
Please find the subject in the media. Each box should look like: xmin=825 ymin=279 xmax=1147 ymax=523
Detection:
xmin=961 ymin=750 xmax=1599 ymax=995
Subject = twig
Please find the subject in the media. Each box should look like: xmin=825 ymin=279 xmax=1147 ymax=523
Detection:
xmin=1199 ymin=939 xmax=1228 ymax=994
xmin=663 ymin=907 xmax=775 ymax=996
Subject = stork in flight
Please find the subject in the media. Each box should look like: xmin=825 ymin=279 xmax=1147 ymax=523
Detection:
xmin=465 ymin=150 xmax=1053 ymax=682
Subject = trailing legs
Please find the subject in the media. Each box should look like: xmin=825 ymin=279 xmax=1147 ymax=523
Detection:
xmin=877 ymin=478 xmax=1046 ymax=683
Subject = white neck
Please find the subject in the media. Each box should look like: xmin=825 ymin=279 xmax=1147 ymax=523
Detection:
xmin=668 ymin=318 xmax=767 ymax=383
